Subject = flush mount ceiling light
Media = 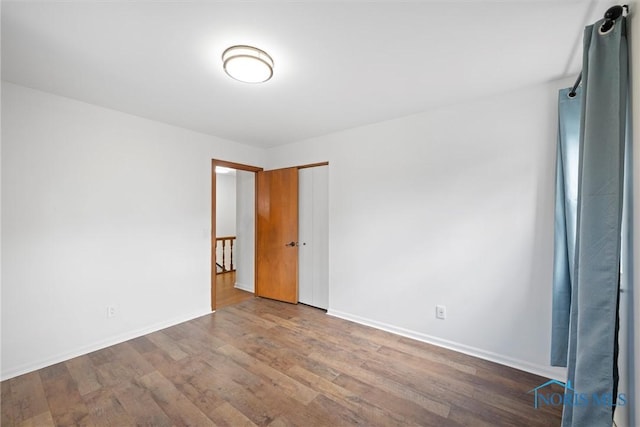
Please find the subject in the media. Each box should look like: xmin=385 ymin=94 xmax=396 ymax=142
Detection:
xmin=222 ymin=45 xmax=274 ymax=83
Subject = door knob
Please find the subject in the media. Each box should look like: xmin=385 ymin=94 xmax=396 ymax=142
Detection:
xmin=285 ymin=241 xmax=297 ymax=247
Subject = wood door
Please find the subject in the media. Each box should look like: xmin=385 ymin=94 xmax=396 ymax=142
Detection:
xmin=256 ymin=167 xmax=299 ymax=303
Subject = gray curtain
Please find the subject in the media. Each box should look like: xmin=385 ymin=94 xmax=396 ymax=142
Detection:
xmin=551 ymin=15 xmax=629 ymax=427
xmin=551 ymin=86 xmax=581 ymax=367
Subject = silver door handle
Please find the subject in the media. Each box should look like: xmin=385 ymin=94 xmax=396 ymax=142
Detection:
xmin=285 ymin=242 xmax=307 ymax=247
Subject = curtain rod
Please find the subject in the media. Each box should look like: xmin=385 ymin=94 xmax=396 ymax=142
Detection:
xmin=567 ymin=4 xmax=629 ymax=98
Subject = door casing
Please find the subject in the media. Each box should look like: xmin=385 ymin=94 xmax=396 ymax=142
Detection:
xmin=211 ymin=159 xmax=262 ymax=311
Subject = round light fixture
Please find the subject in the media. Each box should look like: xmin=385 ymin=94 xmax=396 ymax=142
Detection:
xmin=222 ymin=45 xmax=274 ymax=83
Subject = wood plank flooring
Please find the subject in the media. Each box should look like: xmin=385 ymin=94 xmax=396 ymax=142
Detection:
xmin=216 ymin=272 xmax=254 ymax=309
xmin=1 ymin=298 xmax=562 ymax=426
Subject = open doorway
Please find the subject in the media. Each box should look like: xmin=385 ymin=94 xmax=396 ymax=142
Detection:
xmin=211 ymin=160 xmax=329 ymax=311
xmin=211 ymin=159 xmax=262 ymax=311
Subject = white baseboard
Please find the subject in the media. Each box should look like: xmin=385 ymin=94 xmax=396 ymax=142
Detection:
xmin=1 ymin=309 xmax=212 ymax=381
xmin=234 ymin=282 xmax=254 ymax=293
xmin=326 ymin=308 xmax=567 ymax=382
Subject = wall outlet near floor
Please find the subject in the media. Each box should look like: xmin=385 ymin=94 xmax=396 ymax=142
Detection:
xmin=107 ymin=306 xmax=116 ymax=318
xmin=435 ymin=305 xmax=446 ymax=320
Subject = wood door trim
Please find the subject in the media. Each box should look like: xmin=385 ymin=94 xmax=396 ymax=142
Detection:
xmin=297 ymin=161 xmax=329 ymax=170
xmin=211 ymin=159 xmax=263 ymax=311
xmin=265 ymin=162 xmax=329 ymax=173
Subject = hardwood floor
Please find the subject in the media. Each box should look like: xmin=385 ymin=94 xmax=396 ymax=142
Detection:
xmin=216 ymin=272 xmax=254 ymax=309
xmin=1 ymin=298 xmax=562 ymax=426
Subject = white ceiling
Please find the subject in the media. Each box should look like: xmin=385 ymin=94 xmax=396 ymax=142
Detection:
xmin=1 ymin=1 xmax=612 ymax=148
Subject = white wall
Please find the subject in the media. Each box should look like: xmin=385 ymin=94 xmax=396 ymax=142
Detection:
xmin=215 ymin=173 xmax=236 ymax=237
xmin=266 ymin=79 xmax=575 ymax=380
xmin=0 ymin=82 xmax=264 ymax=379
xmin=214 ymin=172 xmax=236 ymax=272
xmin=234 ymin=170 xmax=255 ymax=292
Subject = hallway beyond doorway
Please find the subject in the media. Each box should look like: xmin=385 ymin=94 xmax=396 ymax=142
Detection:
xmin=216 ymin=272 xmax=254 ymax=309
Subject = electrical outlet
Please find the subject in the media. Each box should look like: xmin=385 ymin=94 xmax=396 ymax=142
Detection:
xmin=107 ymin=306 xmax=116 ymax=318
xmin=436 ymin=305 xmax=446 ymax=320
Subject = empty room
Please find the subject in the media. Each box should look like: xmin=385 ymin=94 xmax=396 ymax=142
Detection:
xmin=1 ymin=1 xmax=639 ymax=426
